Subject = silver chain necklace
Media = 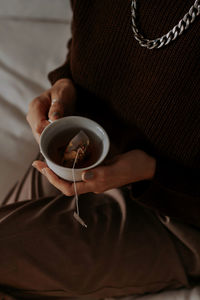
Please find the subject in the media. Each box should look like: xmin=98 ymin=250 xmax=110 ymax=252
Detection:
xmin=131 ymin=0 xmax=200 ymax=49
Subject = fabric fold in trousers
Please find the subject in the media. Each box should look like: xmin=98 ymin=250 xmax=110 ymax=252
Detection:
xmin=0 ymin=155 xmax=199 ymax=299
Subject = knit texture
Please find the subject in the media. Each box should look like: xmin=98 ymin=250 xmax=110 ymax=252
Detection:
xmin=48 ymin=0 xmax=200 ymax=227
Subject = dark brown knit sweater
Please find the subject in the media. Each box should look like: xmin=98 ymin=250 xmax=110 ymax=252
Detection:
xmin=48 ymin=0 xmax=200 ymax=227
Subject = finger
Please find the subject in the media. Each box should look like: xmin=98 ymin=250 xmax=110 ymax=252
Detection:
xmin=82 ymin=165 xmax=109 ymax=182
xmin=32 ymin=160 xmax=48 ymax=171
xmin=48 ymin=98 xmax=65 ymax=122
xmin=48 ymin=83 xmax=69 ymax=121
xmin=27 ymin=94 xmax=51 ymax=142
xmin=32 ymin=160 xmax=74 ymax=196
xmin=31 ymin=118 xmax=50 ymax=144
xmin=81 ymin=161 xmax=123 ymax=193
xmin=80 ymin=166 xmax=110 ymax=194
xmin=48 ymin=79 xmax=76 ymax=121
xmin=32 ymin=161 xmax=110 ymax=196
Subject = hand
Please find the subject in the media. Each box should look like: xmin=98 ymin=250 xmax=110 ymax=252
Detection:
xmin=26 ymin=78 xmax=76 ymax=143
xmin=32 ymin=149 xmax=156 ymax=196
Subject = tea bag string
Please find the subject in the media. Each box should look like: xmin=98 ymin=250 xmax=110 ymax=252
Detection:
xmin=72 ymin=148 xmax=87 ymax=228
xmin=72 ymin=148 xmax=80 ymax=215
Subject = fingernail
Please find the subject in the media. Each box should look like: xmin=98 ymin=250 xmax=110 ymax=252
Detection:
xmin=32 ymin=162 xmax=37 ymax=168
xmin=83 ymin=171 xmax=94 ymax=181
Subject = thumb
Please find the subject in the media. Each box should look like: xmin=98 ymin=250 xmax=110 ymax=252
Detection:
xmin=82 ymin=170 xmax=95 ymax=182
xmin=81 ymin=166 xmax=109 ymax=182
xmin=81 ymin=166 xmax=112 ymax=194
xmin=48 ymin=94 xmax=65 ymax=122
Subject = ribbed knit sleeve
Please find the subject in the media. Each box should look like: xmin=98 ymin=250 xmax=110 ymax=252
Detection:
xmin=131 ymin=158 xmax=200 ymax=227
xmin=154 ymin=158 xmax=199 ymax=197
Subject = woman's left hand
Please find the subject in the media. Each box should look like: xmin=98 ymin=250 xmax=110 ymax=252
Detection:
xmin=32 ymin=149 xmax=156 ymax=196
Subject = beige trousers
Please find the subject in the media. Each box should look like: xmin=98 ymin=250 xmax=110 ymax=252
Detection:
xmin=0 ymin=155 xmax=199 ymax=299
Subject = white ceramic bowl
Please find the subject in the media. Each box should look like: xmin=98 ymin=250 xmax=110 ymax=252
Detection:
xmin=39 ymin=116 xmax=110 ymax=181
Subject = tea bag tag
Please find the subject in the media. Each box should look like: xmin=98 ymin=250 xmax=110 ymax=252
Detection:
xmin=73 ymin=212 xmax=87 ymax=228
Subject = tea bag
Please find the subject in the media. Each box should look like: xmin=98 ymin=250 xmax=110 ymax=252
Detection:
xmin=62 ymin=130 xmax=90 ymax=168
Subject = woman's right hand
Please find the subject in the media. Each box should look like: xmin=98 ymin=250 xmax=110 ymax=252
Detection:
xmin=26 ymin=78 xmax=77 ymax=143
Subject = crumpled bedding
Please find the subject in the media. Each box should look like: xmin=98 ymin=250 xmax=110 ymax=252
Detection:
xmin=0 ymin=1 xmax=199 ymax=299
xmin=0 ymin=1 xmax=71 ymax=201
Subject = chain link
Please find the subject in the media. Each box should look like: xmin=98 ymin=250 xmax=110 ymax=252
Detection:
xmin=131 ymin=0 xmax=200 ymax=49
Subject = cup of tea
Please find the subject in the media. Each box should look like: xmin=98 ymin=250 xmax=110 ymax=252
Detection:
xmin=39 ymin=116 xmax=110 ymax=181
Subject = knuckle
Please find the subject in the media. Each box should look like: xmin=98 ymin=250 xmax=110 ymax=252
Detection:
xmin=35 ymin=123 xmax=43 ymax=134
xmin=34 ymin=97 xmax=43 ymax=107
xmin=30 ymin=97 xmax=39 ymax=107
xmin=30 ymin=95 xmax=46 ymax=108
xmin=54 ymin=78 xmax=69 ymax=89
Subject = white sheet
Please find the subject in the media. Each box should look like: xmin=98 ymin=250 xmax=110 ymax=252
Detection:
xmin=0 ymin=8 xmax=71 ymax=200
xmin=0 ymin=1 xmax=199 ymax=299
xmin=0 ymin=0 xmax=71 ymax=21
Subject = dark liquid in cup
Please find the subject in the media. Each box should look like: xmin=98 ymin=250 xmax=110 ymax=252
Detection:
xmin=47 ymin=128 xmax=103 ymax=169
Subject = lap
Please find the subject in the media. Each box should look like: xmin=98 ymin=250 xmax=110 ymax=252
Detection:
xmin=0 ymin=159 xmax=192 ymax=299
xmin=2 ymin=153 xmax=60 ymax=206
